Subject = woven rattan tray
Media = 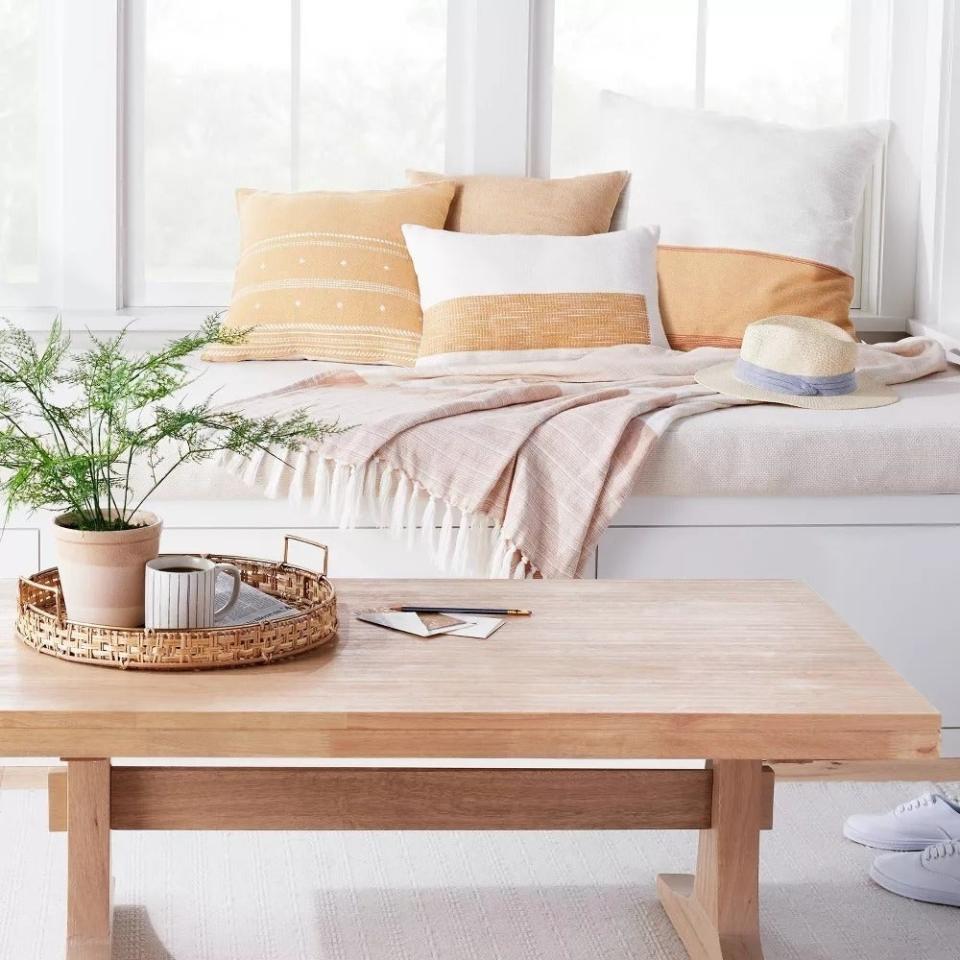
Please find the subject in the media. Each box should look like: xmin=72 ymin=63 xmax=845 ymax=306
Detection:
xmin=16 ymin=535 xmax=337 ymax=671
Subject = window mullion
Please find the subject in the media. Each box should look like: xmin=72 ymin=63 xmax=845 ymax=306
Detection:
xmin=527 ymin=0 xmax=554 ymax=177
xmin=446 ymin=0 xmax=533 ymax=175
xmin=860 ymin=0 xmax=925 ymax=320
xmin=290 ymin=0 xmax=302 ymax=192
xmin=37 ymin=0 xmax=63 ymax=307
xmin=60 ymin=0 xmax=121 ymax=312
xmin=122 ymin=0 xmax=146 ymax=307
xmin=695 ymin=0 xmax=708 ymax=109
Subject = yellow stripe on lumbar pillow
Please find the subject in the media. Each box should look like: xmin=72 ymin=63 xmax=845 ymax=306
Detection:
xmin=401 ymin=225 xmax=665 ymax=368
xmin=204 ymin=181 xmax=456 ymax=366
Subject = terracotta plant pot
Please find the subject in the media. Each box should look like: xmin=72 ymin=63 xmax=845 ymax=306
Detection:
xmin=53 ymin=510 xmax=162 ymax=627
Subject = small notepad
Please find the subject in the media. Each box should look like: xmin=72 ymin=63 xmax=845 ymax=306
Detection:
xmin=356 ymin=610 xmax=455 ymax=637
xmin=356 ymin=610 xmax=503 ymax=639
xmin=436 ymin=615 xmax=504 ymax=639
xmin=418 ymin=612 xmax=466 ymax=631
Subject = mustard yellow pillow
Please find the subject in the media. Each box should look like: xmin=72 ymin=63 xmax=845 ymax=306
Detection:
xmin=204 ymin=182 xmax=456 ymax=365
xmin=657 ymin=246 xmax=856 ymax=350
xmin=406 ymin=170 xmax=628 ymax=235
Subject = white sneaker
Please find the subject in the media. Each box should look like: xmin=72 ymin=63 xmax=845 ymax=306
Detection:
xmin=870 ymin=841 xmax=960 ymax=907
xmin=843 ymin=792 xmax=960 ymax=851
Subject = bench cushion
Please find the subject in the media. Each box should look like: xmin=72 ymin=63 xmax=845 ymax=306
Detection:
xmin=158 ymin=359 xmax=960 ymax=501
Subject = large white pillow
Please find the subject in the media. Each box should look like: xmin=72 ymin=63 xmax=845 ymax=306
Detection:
xmin=598 ymin=94 xmax=885 ymax=349
xmin=401 ymin=225 xmax=665 ymax=368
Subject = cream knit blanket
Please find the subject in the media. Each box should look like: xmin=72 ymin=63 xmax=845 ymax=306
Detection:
xmin=222 ymin=338 xmax=945 ymax=579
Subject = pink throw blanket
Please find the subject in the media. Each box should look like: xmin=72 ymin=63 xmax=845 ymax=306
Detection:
xmin=223 ymin=339 xmax=945 ymax=579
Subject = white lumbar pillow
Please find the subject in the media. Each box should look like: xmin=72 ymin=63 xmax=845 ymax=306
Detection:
xmin=401 ymin=224 xmax=666 ymax=368
xmin=597 ymin=93 xmax=885 ymax=349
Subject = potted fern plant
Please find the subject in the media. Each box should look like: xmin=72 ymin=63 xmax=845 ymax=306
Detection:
xmin=0 ymin=316 xmax=338 ymax=627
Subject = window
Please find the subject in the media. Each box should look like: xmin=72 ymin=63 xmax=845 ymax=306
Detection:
xmin=550 ymin=0 xmax=700 ymax=175
xmin=297 ymin=2 xmax=446 ymax=191
xmin=549 ymin=0 xmax=863 ymax=304
xmin=0 ymin=1 xmax=932 ymax=327
xmin=0 ymin=0 xmax=41 ymax=296
xmin=125 ymin=0 xmax=447 ymax=306
xmin=702 ymin=1 xmax=850 ymax=125
xmin=551 ymin=0 xmax=853 ymax=178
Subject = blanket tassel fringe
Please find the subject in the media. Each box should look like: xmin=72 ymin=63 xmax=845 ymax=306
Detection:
xmin=220 ymin=448 xmax=533 ymax=579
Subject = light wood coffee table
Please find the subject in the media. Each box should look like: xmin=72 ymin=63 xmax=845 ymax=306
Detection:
xmin=0 ymin=579 xmax=940 ymax=960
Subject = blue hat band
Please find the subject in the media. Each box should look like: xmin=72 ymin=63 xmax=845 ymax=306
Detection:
xmin=734 ymin=358 xmax=857 ymax=397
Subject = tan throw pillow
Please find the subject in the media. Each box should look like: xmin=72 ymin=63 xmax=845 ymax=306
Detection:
xmin=406 ymin=169 xmax=628 ymax=235
xmin=204 ymin=181 xmax=456 ymax=366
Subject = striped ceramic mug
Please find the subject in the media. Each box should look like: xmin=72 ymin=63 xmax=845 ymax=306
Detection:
xmin=144 ymin=555 xmax=242 ymax=629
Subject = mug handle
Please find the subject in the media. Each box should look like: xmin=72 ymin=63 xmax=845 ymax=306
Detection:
xmin=213 ymin=563 xmax=242 ymax=617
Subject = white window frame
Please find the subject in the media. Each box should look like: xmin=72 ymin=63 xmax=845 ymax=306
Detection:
xmin=0 ymin=0 xmax=942 ymax=335
xmin=916 ymin=0 xmax=960 ymax=342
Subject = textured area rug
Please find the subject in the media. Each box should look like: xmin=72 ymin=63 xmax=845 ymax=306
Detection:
xmin=0 ymin=779 xmax=957 ymax=960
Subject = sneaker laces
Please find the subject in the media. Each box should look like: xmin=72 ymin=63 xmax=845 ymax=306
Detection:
xmin=895 ymin=793 xmax=936 ymax=815
xmin=922 ymin=840 xmax=960 ymax=861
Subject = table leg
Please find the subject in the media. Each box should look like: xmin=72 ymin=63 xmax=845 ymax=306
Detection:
xmin=65 ymin=759 xmax=112 ymax=960
xmin=657 ymin=759 xmax=765 ymax=960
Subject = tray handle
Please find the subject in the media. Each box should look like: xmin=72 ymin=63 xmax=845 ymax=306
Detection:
xmin=282 ymin=534 xmax=329 ymax=577
xmin=18 ymin=575 xmax=65 ymax=624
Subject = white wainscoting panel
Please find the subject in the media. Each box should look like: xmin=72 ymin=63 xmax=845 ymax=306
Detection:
xmin=598 ymin=524 xmax=960 ymax=729
xmin=160 ymin=527 xmax=598 ymax=579
xmin=941 ymin=728 xmax=960 ymax=757
xmin=159 ymin=527 xmax=448 ymax=578
xmin=0 ymin=530 xmax=41 ymax=579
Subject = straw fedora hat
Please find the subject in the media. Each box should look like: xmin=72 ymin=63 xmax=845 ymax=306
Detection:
xmin=695 ymin=315 xmax=897 ymax=410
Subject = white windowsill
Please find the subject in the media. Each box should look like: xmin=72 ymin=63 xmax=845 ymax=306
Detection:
xmin=2 ymin=305 xmax=910 ymax=335
xmin=0 ymin=306 xmax=226 ymax=332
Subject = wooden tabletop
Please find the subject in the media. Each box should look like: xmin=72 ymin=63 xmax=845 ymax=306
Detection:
xmin=0 ymin=579 xmax=940 ymax=761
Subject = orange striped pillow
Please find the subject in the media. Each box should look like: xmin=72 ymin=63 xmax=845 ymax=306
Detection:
xmin=204 ymin=182 xmax=455 ymax=365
